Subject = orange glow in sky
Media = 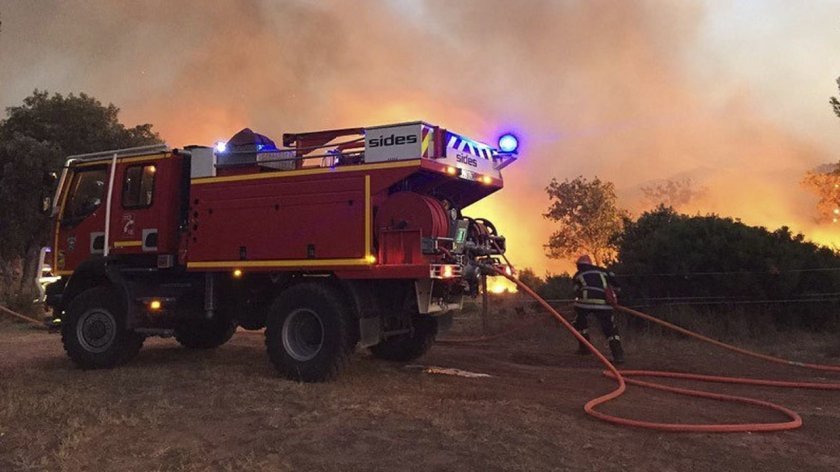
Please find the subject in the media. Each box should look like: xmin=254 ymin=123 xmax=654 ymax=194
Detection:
xmin=0 ymin=1 xmax=837 ymax=274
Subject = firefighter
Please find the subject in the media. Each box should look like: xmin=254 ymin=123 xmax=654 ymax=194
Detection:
xmin=572 ymin=255 xmax=625 ymax=364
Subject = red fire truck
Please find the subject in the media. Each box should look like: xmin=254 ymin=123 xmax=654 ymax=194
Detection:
xmin=44 ymin=121 xmax=517 ymax=381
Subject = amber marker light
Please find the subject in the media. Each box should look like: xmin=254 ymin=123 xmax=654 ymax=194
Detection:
xmin=446 ymin=166 xmax=458 ymax=175
xmin=233 ymin=269 xmax=243 ymax=278
xmin=149 ymin=300 xmax=162 ymax=311
xmin=481 ymin=175 xmax=493 ymax=185
xmin=366 ymin=255 xmax=377 ymax=264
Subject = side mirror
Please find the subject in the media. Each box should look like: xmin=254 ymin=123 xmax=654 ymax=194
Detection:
xmin=40 ymin=172 xmax=58 ymax=215
xmin=41 ymin=195 xmax=52 ymax=214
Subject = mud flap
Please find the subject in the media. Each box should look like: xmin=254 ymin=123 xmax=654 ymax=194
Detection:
xmin=415 ymin=279 xmax=462 ymax=315
xmin=358 ymin=316 xmax=382 ymax=348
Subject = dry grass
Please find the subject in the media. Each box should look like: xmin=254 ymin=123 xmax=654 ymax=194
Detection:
xmin=0 ymin=327 xmax=570 ymax=471
xmin=2 ymin=302 xmax=840 ymax=471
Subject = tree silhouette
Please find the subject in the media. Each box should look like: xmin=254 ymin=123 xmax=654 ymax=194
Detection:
xmin=0 ymin=91 xmax=161 ymax=303
xmin=641 ymin=177 xmax=706 ymax=210
xmin=543 ymin=176 xmax=627 ymax=266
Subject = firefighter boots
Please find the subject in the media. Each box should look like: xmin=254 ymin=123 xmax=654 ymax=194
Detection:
xmin=609 ymin=337 xmax=625 ymax=364
xmin=576 ymin=332 xmax=591 ymax=355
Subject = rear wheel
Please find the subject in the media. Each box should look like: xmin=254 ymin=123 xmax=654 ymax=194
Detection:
xmin=265 ymin=283 xmax=356 ymax=382
xmin=369 ymin=314 xmax=438 ymax=362
xmin=61 ymin=286 xmax=144 ymax=369
xmin=175 ymin=316 xmax=236 ymax=349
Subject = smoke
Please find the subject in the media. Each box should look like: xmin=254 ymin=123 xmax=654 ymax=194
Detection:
xmin=0 ymin=0 xmax=835 ymax=273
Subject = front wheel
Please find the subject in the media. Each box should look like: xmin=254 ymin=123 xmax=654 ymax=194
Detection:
xmin=265 ymin=283 xmax=356 ymax=382
xmin=61 ymin=286 xmax=144 ymax=369
xmin=369 ymin=315 xmax=438 ymax=362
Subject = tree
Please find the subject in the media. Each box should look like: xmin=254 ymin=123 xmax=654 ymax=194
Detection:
xmin=831 ymin=77 xmax=840 ymax=119
xmin=543 ymin=176 xmax=627 ymax=266
xmin=641 ymin=177 xmax=706 ymax=210
xmin=801 ymin=162 xmax=840 ymax=224
xmin=539 ymin=272 xmax=576 ymax=300
xmin=0 ymin=91 xmax=162 ymax=303
xmin=516 ymin=267 xmax=544 ymax=292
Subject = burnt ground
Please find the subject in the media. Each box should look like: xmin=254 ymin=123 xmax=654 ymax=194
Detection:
xmin=1 ymin=314 xmax=840 ymax=471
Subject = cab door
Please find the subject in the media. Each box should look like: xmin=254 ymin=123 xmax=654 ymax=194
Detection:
xmin=54 ymin=164 xmax=109 ymax=274
xmin=108 ymin=154 xmax=181 ymax=261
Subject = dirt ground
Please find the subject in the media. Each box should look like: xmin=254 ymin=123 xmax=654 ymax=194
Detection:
xmin=2 ymin=313 xmax=840 ymax=472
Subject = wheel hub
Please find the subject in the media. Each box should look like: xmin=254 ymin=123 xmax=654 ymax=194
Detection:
xmin=76 ymin=309 xmax=116 ymax=353
xmin=282 ymin=308 xmax=324 ymax=361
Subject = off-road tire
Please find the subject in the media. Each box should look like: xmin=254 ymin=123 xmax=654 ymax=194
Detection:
xmin=61 ymin=286 xmax=144 ymax=369
xmin=369 ymin=315 xmax=438 ymax=362
xmin=175 ymin=317 xmax=236 ymax=349
xmin=265 ymin=283 xmax=356 ymax=382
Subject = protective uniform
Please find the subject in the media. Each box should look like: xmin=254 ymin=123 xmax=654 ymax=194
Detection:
xmin=572 ymin=255 xmax=625 ymax=364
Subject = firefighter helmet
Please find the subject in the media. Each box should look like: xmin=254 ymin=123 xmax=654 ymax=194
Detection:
xmin=576 ymin=255 xmax=593 ymax=266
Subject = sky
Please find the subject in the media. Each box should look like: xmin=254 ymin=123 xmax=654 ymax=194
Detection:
xmin=0 ymin=0 xmax=839 ymax=275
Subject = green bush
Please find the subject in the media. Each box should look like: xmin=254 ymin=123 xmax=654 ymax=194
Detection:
xmin=612 ymin=206 xmax=840 ymax=330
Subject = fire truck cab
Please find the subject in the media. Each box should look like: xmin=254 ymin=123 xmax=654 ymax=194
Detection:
xmin=45 ymin=121 xmax=516 ymax=381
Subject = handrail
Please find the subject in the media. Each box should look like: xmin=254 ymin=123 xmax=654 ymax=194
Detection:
xmin=215 ymin=150 xmax=365 ymax=169
xmin=221 ymin=137 xmax=365 ymax=157
xmin=65 ymin=144 xmax=169 ymax=162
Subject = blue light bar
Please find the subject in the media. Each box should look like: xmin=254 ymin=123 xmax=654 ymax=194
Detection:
xmin=498 ymin=133 xmax=518 ymax=153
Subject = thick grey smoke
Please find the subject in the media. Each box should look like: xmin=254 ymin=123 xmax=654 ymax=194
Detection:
xmin=0 ymin=0 xmax=835 ymax=273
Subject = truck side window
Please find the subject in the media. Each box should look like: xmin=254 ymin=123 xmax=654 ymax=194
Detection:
xmin=63 ymin=167 xmax=108 ymax=221
xmin=122 ymin=164 xmax=156 ymax=208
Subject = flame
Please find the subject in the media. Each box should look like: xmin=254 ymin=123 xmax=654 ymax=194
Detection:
xmin=488 ymin=277 xmax=517 ymax=294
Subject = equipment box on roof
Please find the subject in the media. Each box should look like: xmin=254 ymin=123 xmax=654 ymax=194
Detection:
xmin=364 ymin=121 xmax=435 ymax=163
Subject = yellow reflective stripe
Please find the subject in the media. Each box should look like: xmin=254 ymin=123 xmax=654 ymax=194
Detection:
xmin=575 ymin=298 xmax=607 ymax=305
xmin=578 ymin=270 xmax=607 ymax=293
xmin=421 ymin=130 xmax=433 ymax=157
xmin=187 ymin=258 xmax=370 ymax=269
xmin=113 ymin=240 xmax=142 ymax=248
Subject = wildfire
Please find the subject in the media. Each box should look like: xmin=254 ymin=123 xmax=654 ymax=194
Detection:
xmin=488 ymin=277 xmax=517 ymax=294
xmin=67 ymin=3 xmax=838 ymax=276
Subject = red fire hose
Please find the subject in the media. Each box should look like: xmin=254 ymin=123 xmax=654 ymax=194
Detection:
xmin=488 ymin=270 xmax=840 ymax=432
xmin=0 ymin=304 xmax=44 ymax=326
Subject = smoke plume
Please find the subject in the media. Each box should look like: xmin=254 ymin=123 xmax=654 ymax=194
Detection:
xmin=0 ymin=0 xmax=835 ymax=273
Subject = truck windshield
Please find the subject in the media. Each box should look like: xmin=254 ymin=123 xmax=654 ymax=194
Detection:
xmin=63 ymin=167 xmax=108 ymax=223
